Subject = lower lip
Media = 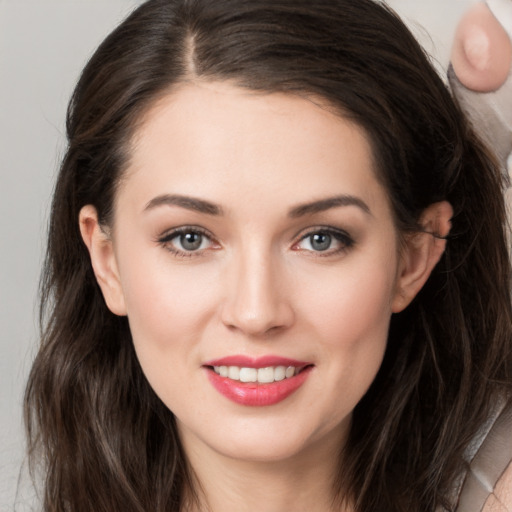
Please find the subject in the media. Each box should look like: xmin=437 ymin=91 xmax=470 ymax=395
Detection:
xmin=205 ymin=367 xmax=313 ymax=406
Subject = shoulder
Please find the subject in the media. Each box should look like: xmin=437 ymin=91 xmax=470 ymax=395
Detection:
xmin=457 ymin=400 xmax=512 ymax=512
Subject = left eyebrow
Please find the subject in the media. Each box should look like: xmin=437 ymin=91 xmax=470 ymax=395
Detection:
xmin=288 ymin=195 xmax=371 ymax=218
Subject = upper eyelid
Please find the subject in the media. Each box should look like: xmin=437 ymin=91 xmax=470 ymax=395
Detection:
xmin=157 ymin=225 xmax=215 ymax=242
xmin=293 ymin=225 xmax=353 ymax=241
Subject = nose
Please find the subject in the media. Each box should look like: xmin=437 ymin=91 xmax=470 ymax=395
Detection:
xmin=220 ymin=247 xmax=295 ymax=337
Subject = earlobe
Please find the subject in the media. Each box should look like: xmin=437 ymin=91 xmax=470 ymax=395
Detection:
xmin=79 ymin=205 xmax=127 ymax=316
xmin=392 ymin=201 xmax=453 ymax=313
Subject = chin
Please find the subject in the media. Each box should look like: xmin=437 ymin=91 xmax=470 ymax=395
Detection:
xmin=178 ymin=411 xmax=350 ymax=466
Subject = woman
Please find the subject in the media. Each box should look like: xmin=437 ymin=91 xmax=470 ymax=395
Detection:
xmin=24 ymin=0 xmax=512 ymax=511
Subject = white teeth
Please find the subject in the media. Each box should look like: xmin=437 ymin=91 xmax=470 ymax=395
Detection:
xmin=239 ymin=367 xmax=258 ymax=382
xmin=257 ymin=367 xmax=274 ymax=383
xmin=274 ymin=366 xmax=286 ymax=381
xmin=285 ymin=366 xmax=295 ymax=378
xmin=228 ymin=366 xmax=240 ymax=380
xmin=212 ymin=365 xmax=300 ymax=383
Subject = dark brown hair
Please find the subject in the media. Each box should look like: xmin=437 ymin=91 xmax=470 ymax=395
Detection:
xmin=25 ymin=0 xmax=512 ymax=511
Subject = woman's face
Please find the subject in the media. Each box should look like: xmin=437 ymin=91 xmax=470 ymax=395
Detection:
xmin=100 ymin=83 xmax=406 ymax=463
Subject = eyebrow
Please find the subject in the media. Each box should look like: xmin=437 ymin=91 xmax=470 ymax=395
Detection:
xmin=288 ymin=195 xmax=371 ymax=218
xmin=144 ymin=194 xmax=223 ymax=216
xmin=143 ymin=193 xmax=370 ymax=218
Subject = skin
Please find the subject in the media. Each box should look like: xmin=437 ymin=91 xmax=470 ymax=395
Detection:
xmin=80 ymin=82 xmax=451 ymax=512
xmin=451 ymin=2 xmax=511 ymax=92
xmin=483 ymin=462 xmax=512 ymax=511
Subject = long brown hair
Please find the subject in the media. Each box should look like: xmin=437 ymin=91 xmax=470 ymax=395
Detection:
xmin=25 ymin=0 xmax=512 ymax=511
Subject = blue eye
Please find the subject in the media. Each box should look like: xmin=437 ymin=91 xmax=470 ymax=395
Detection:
xmin=307 ymin=232 xmax=332 ymax=251
xmin=158 ymin=227 xmax=215 ymax=255
xmin=176 ymin=232 xmax=206 ymax=251
xmin=295 ymin=228 xmax=353 ymax=254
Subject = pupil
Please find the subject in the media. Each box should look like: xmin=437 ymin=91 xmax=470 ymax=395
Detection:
xmin=311 ymin=233 xmax=331 ymax=251
xmin=181 ymin=232 xmax=202 ymax=251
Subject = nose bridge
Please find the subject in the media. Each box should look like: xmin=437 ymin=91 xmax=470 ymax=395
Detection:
xmin=221 ymin=240 xmax=293 ymax=335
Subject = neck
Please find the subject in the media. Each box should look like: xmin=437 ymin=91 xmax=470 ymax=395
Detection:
xmin=180 ymin=427 xmax=352 ymax=512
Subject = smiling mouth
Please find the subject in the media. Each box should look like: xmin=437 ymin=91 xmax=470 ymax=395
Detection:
xmin=208 ymin=365 xmax=310 ymax=384
xmin=205 ymin=364 xmax=314 ymax=406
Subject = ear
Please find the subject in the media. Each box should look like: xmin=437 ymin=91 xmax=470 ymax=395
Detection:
xmin=392 ymin=201 xmax=453 ymax=313
xmin=79 ymin=205 xmax=127 ymax=316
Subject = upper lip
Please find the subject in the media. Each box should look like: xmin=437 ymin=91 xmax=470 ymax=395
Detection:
xmin=203 ymin=355 xmax=312 ymax=369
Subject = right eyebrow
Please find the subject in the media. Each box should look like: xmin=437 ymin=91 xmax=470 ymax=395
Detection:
xmin=143 ymin=194 xmax=224 ymax=216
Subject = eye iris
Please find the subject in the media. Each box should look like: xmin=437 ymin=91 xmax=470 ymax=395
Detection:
xmin=180 ymin=232 xmax=203 ymax=251
xmin=310 ymin=233 xmax=331 ymax=251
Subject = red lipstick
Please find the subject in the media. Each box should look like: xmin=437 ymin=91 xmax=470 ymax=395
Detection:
xmin=204 ymin=355 xmax=309 ymax=369
xmin=203 ymin=355 xmax=313 ymax=407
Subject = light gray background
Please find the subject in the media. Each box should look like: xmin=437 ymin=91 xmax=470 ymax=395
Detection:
xmin=0 ymin=0 xmax=478 ymax=509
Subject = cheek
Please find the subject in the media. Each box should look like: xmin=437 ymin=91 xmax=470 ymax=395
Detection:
xmin=120 ymin=264 xmax=222 ymax=411
xmin=298 ymin=253 xmax=397 ymax=404
xmin=303 ymin=257 xmax=396 ymax=346
xmin=116 ymin=252 xmax=220 ymax=382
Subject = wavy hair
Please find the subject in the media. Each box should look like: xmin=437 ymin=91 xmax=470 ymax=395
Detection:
xmin=25 ymin=0 xmax=512 ymax=511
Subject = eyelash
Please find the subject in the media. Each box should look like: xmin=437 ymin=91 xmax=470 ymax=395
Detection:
xmin=157 ymin=226 xmax=218 ymax=258
xmin=156 ymin=225 xmax=355 ymax=258
xmin=292 ymin=226 xmax=355 ymax=257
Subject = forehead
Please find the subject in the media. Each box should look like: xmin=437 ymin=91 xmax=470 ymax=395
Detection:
xmin=119 ymin=82 xmax=389 ymax=216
